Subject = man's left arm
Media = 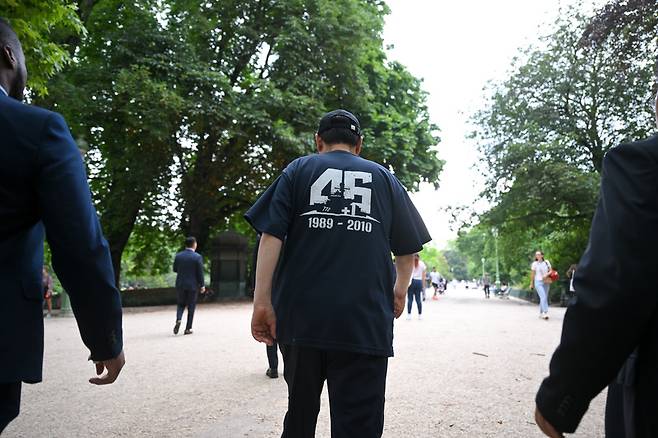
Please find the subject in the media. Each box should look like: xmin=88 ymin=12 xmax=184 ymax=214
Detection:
xmin=196 ymin=255 xmax=205 ymax=292
xmin=535 ymin=143 xmax=658 ymax=434
xmin=37 ymin=112 xmax=124 ymax=383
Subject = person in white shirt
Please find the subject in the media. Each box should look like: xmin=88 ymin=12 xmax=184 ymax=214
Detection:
xmin=429 ymin=268 xmax=441 ymax=299
xmin=530 ymin=250 xmax=552 ymax=320
xmin=407 ymin=254 xmax=426 ymax=319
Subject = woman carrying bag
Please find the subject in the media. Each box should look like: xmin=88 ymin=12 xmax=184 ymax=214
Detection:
xmin=530 ymin=250 xmax=557 ymax=320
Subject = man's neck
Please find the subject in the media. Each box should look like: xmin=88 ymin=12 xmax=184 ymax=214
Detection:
xmin=322 ymin=144 xmax=355 ymax=154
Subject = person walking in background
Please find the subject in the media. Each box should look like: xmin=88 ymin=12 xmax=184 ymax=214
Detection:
xmin=535 ymin=91 xmax=658 ymax=438
xmin=407 ymin=254 xmax=426 ymax=320
xmin=423 ymin=270 xmax=430 ymax=301
xmin=566 ymin=264 xmax=577 ymax=300
xmin=430 ymin=267 xmax=441 ymax=299
xmin=530 ymin=251 xmax=552 ymax=320
xmin=483 ymin=273 xmax=491 ymax=299
xmin=173 ymin=236 xmax=205 ymax=335
xmin=41 ymin=266 xmax=53 ymax=318
xmin=265 ymin=344 xmax=279 ymax=379
xmin=247 ymin=109 xmax=430 ymax=437
xmin=0 ymin=18 xmax=124 ymax=433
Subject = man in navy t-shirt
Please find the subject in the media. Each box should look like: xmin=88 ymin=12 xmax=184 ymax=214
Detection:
xmin=245 ymin=109 xmax=431 ymax=437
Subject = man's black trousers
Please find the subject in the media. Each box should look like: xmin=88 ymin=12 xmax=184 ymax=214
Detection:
xmin=176 ymin=289 xmax=198 ymax=331
xmin=279 ymin=344 xmax=388 ymax=438
xmin=0 ymin=382 xmax=21 ymax=434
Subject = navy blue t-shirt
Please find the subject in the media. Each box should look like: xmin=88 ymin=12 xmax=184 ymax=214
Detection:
xmin=245 ymin=150 xmax=431 ymax=357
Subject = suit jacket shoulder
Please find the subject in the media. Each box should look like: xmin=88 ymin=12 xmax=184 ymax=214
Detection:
xmin=610 ymin=134 xmax=658 ymax=168
xmin=0 ymin=95 xmax=65 ymax=149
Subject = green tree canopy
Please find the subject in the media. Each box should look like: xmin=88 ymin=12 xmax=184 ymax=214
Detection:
xmin=458 ymin=2 xmax=657 ymax=286
xmin=40 ymin=0 xmax=443 ymax=282
xmin=419 ymin=246 xmax=452 ymax=280
xmin=1 ymin=0 xmax=84 ymax=95
xmin=169 ymin=0 xmax=443 ymax=251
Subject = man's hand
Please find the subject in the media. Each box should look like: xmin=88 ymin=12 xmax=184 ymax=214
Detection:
xmin=535 ymin=406 xmax=563 ymax=438
xmin=252 ymin=303 xmax=276 ymax=346
xmin=393 ymin=285 xmax=406 ymax=318
xmin=90 ymin=350 xmax=125 ymax=385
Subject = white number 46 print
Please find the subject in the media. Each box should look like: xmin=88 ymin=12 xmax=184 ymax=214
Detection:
xmin=309 ymin=168 xmax=372 ymax=215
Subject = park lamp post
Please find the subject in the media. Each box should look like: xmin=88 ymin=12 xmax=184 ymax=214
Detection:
xmin=492 ymin=227 xmax=501 ymax=290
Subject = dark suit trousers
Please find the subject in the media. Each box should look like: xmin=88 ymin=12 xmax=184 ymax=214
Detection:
xmin=605 ymin=350 xmax=638 ymax=438
xmin=176 ymin=289 xmax=198 ymax=330
xmin=279 ymin=344 xmax=388 ymax=438
xmin=267 ymin=342 xmax=279 ymax=371
xmin=0 ymin=382 xmax=21 ymax=434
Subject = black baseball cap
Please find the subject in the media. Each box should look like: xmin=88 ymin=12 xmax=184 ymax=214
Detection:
xmin=317 ymin=109 xmax=362 ymax=136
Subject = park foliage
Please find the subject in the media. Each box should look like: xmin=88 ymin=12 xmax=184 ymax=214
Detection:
xmin=4 ymin=0 xmax=443 ymax=286
xmin=6 ymin=1 xmax=655 ymax=291
xmin=455 ymin=0 xmax=658 ymax=290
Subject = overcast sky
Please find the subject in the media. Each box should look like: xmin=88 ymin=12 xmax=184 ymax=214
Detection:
xmin=382 ymin=0 xmax=604 ymax=248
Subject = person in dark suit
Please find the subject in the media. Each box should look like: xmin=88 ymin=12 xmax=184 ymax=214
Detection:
xmin=0 ymin=18 xmax=125 ymax=433
xmin=535 ymin=92 xmax=658 ymax=438
xmin=173 ymin=237 xmax=205 ymax=335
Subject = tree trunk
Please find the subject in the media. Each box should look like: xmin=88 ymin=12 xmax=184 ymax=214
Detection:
xmin=186 ymin=212 xmax=211 ymax=255
xmin=110 ymin=244 xmax=124 ymax=289
xmin=100 ymin=195 xmax=142 ymax=288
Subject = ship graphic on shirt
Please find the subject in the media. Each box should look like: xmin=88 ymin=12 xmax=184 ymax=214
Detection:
xmin=302 ymin=168 xmax=380 ymax=223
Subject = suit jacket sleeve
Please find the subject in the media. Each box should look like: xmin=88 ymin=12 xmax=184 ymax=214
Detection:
xmin=536 ymin=143 xmax=658 ymax=433
xmin=173 ymin=254 xmax=178 ymax=273
xmin=36 ymin=112 xmax=123 ymax=361
xmin=196 ymin=254 xmax=204 ymax=288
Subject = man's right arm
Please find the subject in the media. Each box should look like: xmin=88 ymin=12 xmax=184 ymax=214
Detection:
xmin=535 ymin=143 xmax=658 ymax=433
xmin=36 ymin=112 xmax=124 ymax=382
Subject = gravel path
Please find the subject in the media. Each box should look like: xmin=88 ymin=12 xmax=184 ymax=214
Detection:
xmin=5 ymin=286 xmax=605 ymax=437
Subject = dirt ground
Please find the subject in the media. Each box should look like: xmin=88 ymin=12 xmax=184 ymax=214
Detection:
xmin=5 ymin=285 xmax=605 ymax=437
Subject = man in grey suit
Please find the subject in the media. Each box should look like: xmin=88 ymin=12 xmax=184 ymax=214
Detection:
xmin=173 ymin=237 xmax=205 ymax=335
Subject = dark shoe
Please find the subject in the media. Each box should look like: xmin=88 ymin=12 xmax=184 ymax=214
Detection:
xmin=266 ymin=368 xmax=278 ymax=378
xmin=184 ymin=329 xmax=193 ymax=335
xmin=173 ymin=320 xmax=181 ymax=335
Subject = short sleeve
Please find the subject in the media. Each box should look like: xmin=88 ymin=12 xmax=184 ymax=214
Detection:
xmin=244 ymin=171 xmax=294 ymax=240
xmin=389 ymin=176 xmax=431 ymax=256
